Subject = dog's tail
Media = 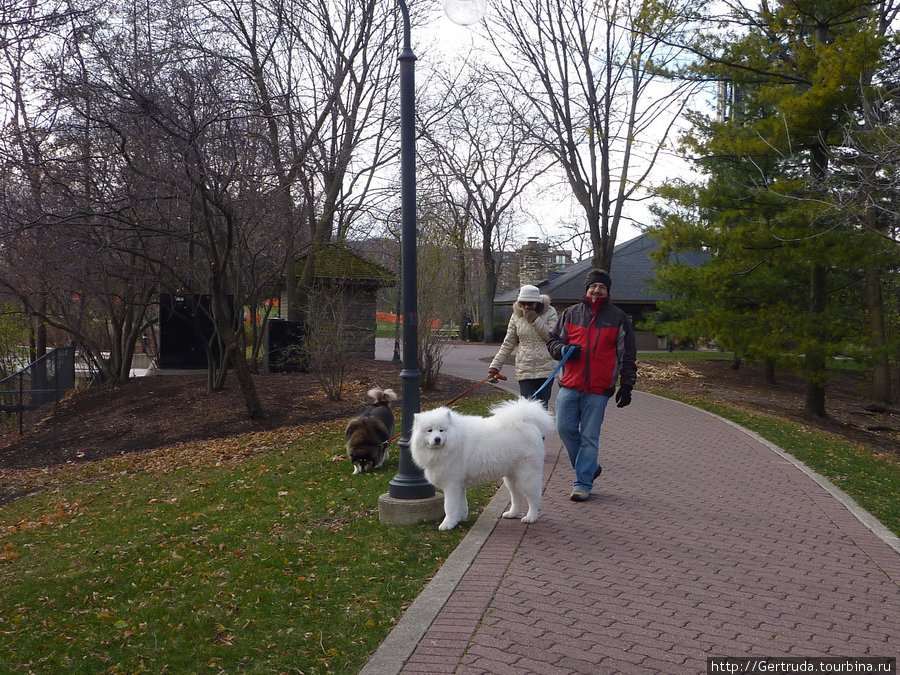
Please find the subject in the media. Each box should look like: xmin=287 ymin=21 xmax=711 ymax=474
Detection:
xmin=491 ymin=397 xmax=555 ymax=436
xmin=368 ymin=387 xmax=398 ymax=405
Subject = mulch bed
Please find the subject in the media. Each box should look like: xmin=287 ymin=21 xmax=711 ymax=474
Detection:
xmin=0 ymin=360 xmax=486 ymax=472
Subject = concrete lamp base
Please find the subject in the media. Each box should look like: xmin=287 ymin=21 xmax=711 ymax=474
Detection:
xmin=378 ymin=493 xmax=445 ymax=525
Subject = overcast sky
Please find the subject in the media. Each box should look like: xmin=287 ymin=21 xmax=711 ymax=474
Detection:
xmin=414 ymin=4 xmax=699 ymax=257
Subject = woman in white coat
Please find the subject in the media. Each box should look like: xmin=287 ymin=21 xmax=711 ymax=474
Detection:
xmin=488 ymin=285 xmax=559 ymax=408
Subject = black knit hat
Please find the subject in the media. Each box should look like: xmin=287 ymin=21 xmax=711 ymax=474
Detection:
xmin=585 ymin=269 xmax=612 ymax=290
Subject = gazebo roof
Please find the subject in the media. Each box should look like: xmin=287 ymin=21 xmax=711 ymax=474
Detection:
xmin=295 ymin=243 xmax=396 ymax=286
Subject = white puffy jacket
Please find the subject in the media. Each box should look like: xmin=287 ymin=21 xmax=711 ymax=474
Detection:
xmin=489 ymin=295 xmax=559 ymax=381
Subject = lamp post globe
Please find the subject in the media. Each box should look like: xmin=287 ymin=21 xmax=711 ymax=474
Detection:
xmin=443 ymin=0 xmax=487 ymax=26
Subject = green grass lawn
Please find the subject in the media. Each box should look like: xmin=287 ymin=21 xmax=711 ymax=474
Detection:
xmin=2 ymin=362 xmax=896 ymax=673
xmin=0 ymin=395 xmax=505 ymax=674
xmin=377 ymin=320 xmax=399 ymax=339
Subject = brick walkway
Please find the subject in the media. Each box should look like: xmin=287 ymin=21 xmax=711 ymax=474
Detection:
xmin=363 ymin=388 xmax=899 ymax=674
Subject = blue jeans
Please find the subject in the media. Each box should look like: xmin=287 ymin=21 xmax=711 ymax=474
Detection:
xmin=518 ymin=378 xmax=552 ymax=409
xmin=555 ymin=386 xmax=610 ymax=491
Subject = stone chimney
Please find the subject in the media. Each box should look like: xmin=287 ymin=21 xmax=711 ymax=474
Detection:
xmin=518 ymin=238 xmax=549 ymax=287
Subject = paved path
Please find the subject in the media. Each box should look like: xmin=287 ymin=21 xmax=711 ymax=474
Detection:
xmin=364 ymin=340 xmax=899 ymax=674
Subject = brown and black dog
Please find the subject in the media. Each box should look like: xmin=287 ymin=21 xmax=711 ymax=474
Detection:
xmin=345 ymin=388 xmax=398 ymax=474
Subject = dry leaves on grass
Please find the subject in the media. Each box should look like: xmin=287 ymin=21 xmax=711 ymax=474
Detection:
xmin=0 ymin=423 xmax=329 ymax=515
xmin=638 ymin=361 xmax=704 ymax=382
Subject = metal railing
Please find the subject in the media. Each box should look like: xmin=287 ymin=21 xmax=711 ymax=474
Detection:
xmin=0 ymin=346 xmax=76 ymax=435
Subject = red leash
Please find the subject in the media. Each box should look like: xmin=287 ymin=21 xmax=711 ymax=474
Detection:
xmin=444 ymin=373 xmax=507 ymax=407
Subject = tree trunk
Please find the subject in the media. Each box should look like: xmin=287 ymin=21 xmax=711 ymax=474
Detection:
xmin=764 ymin=358 xmax=776 ymax=385
xmin=481 ymin=244 xmax=499 ymax=343
xmin=283 ymin=258 xmax=301 ymax=321
xmin=864 ymin=257 xmax=893 ymax=404
xmin=589 ymin=210 xmax=613 ymax=271
xmin=804 ymin=264 xmax=827 ymax=418
xmin=226 ymin=340 xmax=265 ymax=420
xmin=293 ymin=228 xmax=329 ymax=327
xmin=208 ymin=332 xmax=229 ymax=393
xmin=455 ymin=220 xmax=467 ymax=340
xmin=34 ymin=306 xmax=47 ymax=360
xmin=804 ymin=132 xmax=829 ymax=419
xmin=804 ymin=361 xmax=827 ymax=418
xmin=210 ymin=280 xmax=265 ymax=419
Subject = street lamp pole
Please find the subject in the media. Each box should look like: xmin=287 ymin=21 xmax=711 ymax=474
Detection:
xmin=388 ymin=0 xmax=435 ymax=500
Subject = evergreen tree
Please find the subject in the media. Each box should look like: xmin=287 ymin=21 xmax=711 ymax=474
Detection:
xmin=651 ymin=0 xmax=897 ymax=416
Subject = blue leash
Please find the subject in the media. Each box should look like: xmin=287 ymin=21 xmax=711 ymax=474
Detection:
xmin=528 ymin=344 xmax=576 ymax=401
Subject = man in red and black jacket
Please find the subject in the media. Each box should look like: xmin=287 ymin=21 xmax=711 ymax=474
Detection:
xmin=547 ymin=269 xmax=637 ymax=502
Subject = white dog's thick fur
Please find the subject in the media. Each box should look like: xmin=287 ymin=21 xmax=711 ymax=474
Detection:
xmin=410 ymin=397 xmax=554 ymax=530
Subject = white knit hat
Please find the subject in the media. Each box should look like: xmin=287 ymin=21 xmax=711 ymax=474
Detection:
xmin=516 ymin=285 xmax=542 ymax=303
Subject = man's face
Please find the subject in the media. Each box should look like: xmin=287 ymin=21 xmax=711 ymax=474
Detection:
xmin=586 ymin=282 xmax=608 ymax=300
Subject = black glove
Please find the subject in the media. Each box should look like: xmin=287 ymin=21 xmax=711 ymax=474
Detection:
xmin=615 ymin=385 xmax=632 ymax=408
xmin=565 ymin=344 xmax=581 ymax=360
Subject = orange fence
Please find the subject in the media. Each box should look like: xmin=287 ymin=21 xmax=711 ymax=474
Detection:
xmin=377 ymin=312 xmax=442 ymax=328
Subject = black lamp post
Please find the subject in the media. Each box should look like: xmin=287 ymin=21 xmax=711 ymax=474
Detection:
xmin=388 ymin=0 xmax=486 ymax=501
xmin=388 ymin=0 xmax=434 ymax=500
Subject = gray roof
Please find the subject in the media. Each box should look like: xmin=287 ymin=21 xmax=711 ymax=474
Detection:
xmin=497 ymin=233 xmax=708 ymax=304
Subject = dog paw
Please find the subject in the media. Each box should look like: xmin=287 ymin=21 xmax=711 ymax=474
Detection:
xmin=521 ymin=514 xmax=538 ymax=524
xmin=501 ymin=510 xmax=518 ymax=519
xmin=438 ymin=519 xmax=458 ymax=531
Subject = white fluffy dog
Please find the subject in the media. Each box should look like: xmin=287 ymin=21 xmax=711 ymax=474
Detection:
xmin=410 ymin=398 xmax=554 ymax=531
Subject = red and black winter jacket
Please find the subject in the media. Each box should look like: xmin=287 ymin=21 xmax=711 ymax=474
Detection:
xmin=547 ymin=296 xmax=637 ymax=396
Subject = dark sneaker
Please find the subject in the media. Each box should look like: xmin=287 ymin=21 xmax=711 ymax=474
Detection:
xmin=593 ymin=464 xmax=603 ymax=481
xmin=570 ymin=488 xmax=590 ymax=502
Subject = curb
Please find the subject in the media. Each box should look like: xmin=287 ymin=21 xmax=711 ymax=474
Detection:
xmin=359 ymin=483 xmax=511 ymax=675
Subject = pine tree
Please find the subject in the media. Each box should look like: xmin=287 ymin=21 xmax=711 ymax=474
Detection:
xmin=651 ymin=0 xmax=896 ymax=416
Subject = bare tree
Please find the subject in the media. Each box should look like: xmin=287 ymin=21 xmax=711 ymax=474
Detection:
xmin=300 ymin=280 xmax=359 ymax=400
xmin=486 ymin=0 xmax=701 ymax=269
xmin=420 ymin=66 xmax=548 ymax=341
xmin=25 ymin=1 xmax=273 ymax=416
xmin=127 ymin=67 xmax=269 ymax=416
xmin=0 ymin=0 xmax=164 ymax=384
xmin=414 ymin=207 xmax=461 ymax=389
xmin=832 ymin=84 xmax=900 ymax=403
xmin=0 ymin=0 xmax=404 ymax=414
xmin=0 ymin=0 xmax=76 ymax=359
xmin=190 ymin=0 xmax=402 ymax=323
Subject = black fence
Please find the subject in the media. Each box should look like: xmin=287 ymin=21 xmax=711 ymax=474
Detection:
xmin=0 ymin=346 xmax=76 ymax=434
